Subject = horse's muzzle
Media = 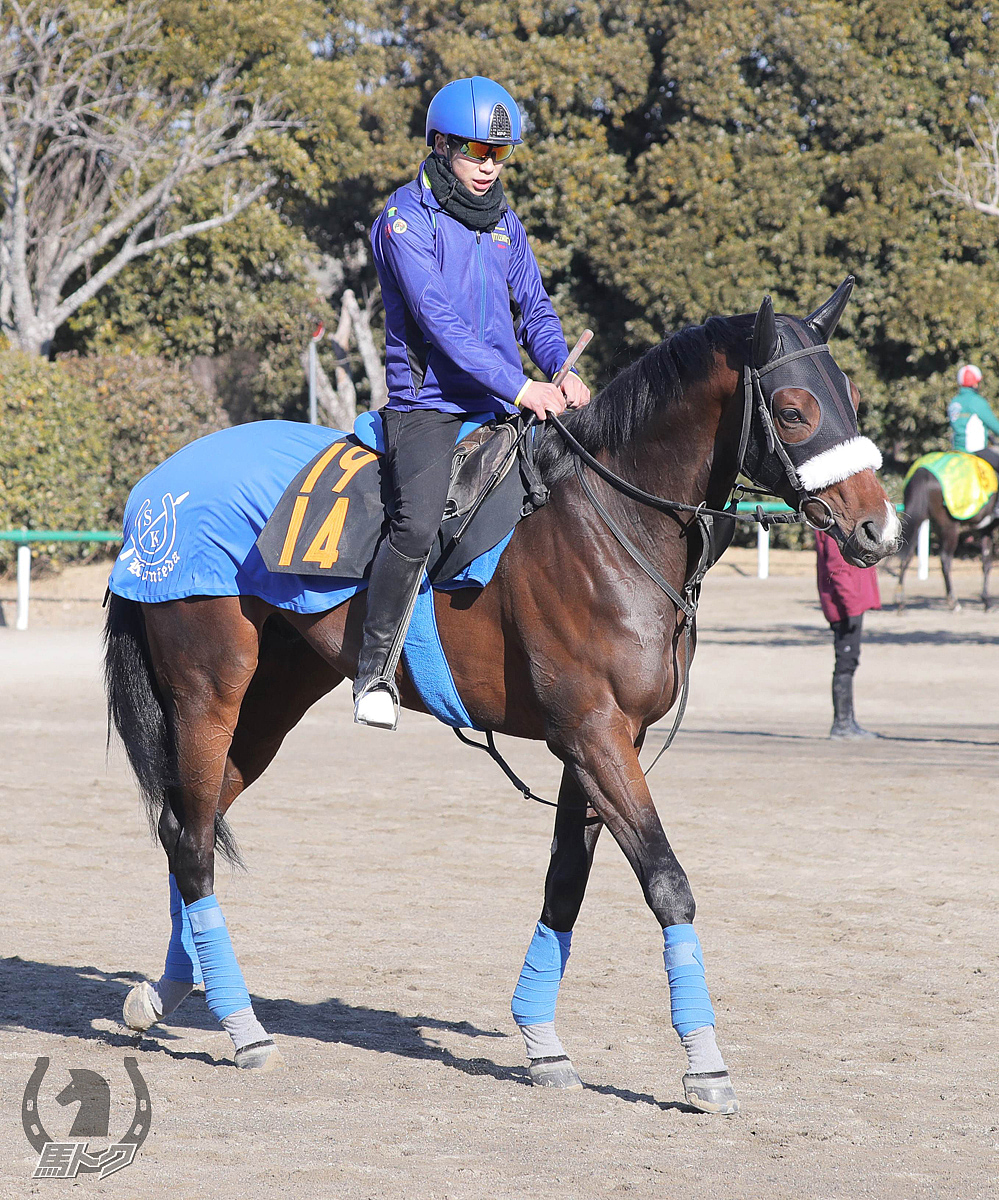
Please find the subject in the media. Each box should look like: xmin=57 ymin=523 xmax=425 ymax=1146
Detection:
xmin=840 ymin=499 xmax=901 ymax=566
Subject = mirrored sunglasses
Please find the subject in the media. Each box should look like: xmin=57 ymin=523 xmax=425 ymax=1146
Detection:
xmin=455 ymin=139 xmax=516 ymax=163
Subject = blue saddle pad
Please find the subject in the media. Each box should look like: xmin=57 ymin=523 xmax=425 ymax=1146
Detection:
xmin=108 ymin=421 xmax=510 ymax=728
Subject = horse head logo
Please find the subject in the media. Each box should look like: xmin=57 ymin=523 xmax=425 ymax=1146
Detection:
xmin=55 ymin=1069 xmax=110 ymax=1138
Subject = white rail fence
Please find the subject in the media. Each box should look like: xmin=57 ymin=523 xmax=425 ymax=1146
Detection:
xmin=0 ymin=511 xmax=930 ymax=626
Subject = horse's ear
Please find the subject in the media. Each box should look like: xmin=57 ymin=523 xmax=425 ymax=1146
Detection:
xmin=805 ymin=275 xmax=855 ymax=342
xmin=752 ymin=296 xmax=778 ymax=367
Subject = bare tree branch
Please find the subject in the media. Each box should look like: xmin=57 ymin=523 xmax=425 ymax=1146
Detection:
xmin=937 ymin=104 xmax=999 ymax=219
xmin=0 ymin=0 xmax=294 ymax=353
xmin=49 ymin=176 xmax=274 ymax=327
xmin=329 ymin=301 xmax=357 ymax=418
xmin=342 ymin=288 xmax=387 ymax=410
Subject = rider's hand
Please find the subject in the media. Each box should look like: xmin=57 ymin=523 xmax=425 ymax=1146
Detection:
xmin=518 ymin=381 xmax=566 ymax=420
xmin=561 ymin=372 xmax=590 ymax=409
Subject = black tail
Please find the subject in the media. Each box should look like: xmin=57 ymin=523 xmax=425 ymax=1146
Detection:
xmin=103 ymin=594 xmax=244 ymax=868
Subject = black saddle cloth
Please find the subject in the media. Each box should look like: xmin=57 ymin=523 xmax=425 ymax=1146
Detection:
xmin=256 ymin=416 xmax=548 ymax=582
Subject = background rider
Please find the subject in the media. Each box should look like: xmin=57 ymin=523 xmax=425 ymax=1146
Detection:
xmin=947 ymin=364 xmax=999 ymax=454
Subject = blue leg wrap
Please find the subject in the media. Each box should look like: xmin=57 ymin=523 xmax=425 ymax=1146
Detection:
xmin=164 ymin=875 xmax=203 ymax=985
xmin=511 ymin=922 xmax=572 ymax=1027
xmin=662 ymin=923 xmax=716 ymax=1036
xmin=187 ymin=895 xmax=251 ymax=1021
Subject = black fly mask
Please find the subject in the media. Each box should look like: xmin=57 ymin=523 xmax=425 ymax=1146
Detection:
xmin=740 ymin=277 xmax=882 ymax=526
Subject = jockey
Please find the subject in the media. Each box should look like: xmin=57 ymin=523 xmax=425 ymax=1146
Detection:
xmin=354 ymin=76 xmax=590 ymax=729
xmin=948 ymin=364 xmax=999 ymax=453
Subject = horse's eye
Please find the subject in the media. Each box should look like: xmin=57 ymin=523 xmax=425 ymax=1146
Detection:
xmin=779 ymin=408 xmax=801 ymax=423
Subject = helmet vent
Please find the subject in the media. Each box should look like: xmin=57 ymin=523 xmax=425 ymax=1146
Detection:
xmin=488 ymin=103 xmax=512 ymax=141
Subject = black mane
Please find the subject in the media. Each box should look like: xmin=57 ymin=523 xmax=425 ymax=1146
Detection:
xmin=537 ymin=313 xmax=755 ymax=483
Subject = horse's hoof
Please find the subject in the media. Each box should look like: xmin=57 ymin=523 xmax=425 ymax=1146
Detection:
xmin=529 ymin=1055 xmax=583 ymax=1089
xmin=682 ymin=1071 xmax=740 ymax=1115
xmin=122 ymin=982 xmax=161 ymax=1032
xmin=234 ymin=1039 xmax=285 ymax=1072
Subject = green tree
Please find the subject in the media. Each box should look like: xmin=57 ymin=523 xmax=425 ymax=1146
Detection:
xmin=64 ymin=0 xmax=377 ymax=420
xmin=0 ymin=1 xmax=293 ymax=355
xmin=355 ymin=0 xmax=999 ymax=466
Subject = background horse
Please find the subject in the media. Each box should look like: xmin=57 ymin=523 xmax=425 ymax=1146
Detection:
xmin=895 ymin=447 xmax=999 ymax=612
xmin=106 ymin=280 xmax=899 ymax=1114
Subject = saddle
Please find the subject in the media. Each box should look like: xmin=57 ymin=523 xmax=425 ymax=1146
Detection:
xmin=256 ymin=413 xmax=548 ymax=582
xmin=905 ymin=451 xmax=999 ymax=524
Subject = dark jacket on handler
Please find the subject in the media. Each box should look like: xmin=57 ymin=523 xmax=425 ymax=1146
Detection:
xmin=370 ymin=161 xmax=570 ymax=416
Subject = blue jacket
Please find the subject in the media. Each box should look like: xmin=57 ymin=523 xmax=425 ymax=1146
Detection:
xmin=371 ymin=162 xmax=570 ymax=416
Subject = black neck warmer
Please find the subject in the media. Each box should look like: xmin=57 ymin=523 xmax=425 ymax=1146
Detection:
xmin=423 ymin=152 xmax=507 ymax=233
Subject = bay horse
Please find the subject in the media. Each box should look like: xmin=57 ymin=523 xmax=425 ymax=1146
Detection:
xmin=895 ymin=448 xmax=998 ymax=612
xmin=106 ymin=279 xmax=899 ymax=1114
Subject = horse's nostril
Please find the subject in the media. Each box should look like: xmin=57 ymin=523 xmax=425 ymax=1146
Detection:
xmin=861 ymin=519 xmax=879 ymax=546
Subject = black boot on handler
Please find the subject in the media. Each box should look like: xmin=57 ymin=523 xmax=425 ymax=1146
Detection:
xmin=829 ymin=672 xmax=876 ymax=740
xmin=353 ymin=540 xmax=426 ymax=730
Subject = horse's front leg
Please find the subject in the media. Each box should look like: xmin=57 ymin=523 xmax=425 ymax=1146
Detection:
xmin=551 ymin=718 xmax=739 ymax=1115
xmin=940 ymin=524 xmax=961 ymax=610
xmin=511 ymin=771 xmax=602 ymax=1089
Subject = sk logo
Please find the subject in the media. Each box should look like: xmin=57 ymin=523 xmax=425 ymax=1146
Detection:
xmin=22 ymin=1057 xmax=152 ymax=1180
xmin=118 ymin=490 xmax=188 ymax=583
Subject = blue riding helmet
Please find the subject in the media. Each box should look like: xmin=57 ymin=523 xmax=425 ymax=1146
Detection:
xmin=425 ymin=76 xmax=523 ymax=146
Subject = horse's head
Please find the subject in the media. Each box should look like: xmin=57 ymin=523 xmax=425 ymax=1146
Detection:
xmin=741 ymin=277 xmax=901 ymax=566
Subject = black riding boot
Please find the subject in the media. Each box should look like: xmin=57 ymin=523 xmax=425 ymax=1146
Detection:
xmin=353 ymin=539 xmax=426 ymax=729
xmin=829 ymin=672 xmax=876 ymax=740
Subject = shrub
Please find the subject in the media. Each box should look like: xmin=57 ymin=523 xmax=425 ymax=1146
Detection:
xmin=0 ymin=352 xmax=228 ymax=573
xmin=0 ymin=352 xmax=108 ymax=572
xmin=60 ymin=354 xmax=228 ymax=528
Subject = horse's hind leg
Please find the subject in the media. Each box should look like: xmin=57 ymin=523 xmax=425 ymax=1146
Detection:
xmin=981 ymin=534 xmax=993 ymax=611
xmin=129 ymin=597 xmax=282 ymax=1071
xmin=511 ymin=770 xmax=602 ymax=1089
xmin=550 ymin=717 xmax=738 ymax=1115
xmin=218 ymin=616 xmax=345 ymax=813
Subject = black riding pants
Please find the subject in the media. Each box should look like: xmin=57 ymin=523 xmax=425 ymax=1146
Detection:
xmin=831 ymin=613 xmax=863 ymax=677
xmin=381 ymin=408 xmax=465 ymax=560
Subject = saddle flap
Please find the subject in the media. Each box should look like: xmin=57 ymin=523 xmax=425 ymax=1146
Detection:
xmin=444 ymin=420 xmax=520 ymax=520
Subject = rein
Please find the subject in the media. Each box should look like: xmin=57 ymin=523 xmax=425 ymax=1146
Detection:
xmin=453 ymin=341 xmax=844 ymax=815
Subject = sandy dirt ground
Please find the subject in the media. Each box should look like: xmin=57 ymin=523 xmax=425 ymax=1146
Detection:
xmin=0 ymin=549 xmax=996 ymax=1199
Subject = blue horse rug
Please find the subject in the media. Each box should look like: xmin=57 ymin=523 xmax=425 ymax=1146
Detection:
xmin=107 ymin=421 xmax=512 ymax=728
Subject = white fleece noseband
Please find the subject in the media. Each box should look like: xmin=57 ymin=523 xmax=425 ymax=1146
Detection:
xmin=796 ymin=436 xmax=883 ymax=492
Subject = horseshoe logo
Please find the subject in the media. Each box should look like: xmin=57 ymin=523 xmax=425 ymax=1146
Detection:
xmin=120 ymin=1058 xmax=152 ymax=1147
xmin=22 ymin=1057 xmax=51 ymax=1153
xmin=22 ymin=1057 xmax=152 ymax=1156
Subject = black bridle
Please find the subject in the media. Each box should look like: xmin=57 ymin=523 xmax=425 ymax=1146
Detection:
xmin=455 ymin=339 xmax=855 ymax=804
